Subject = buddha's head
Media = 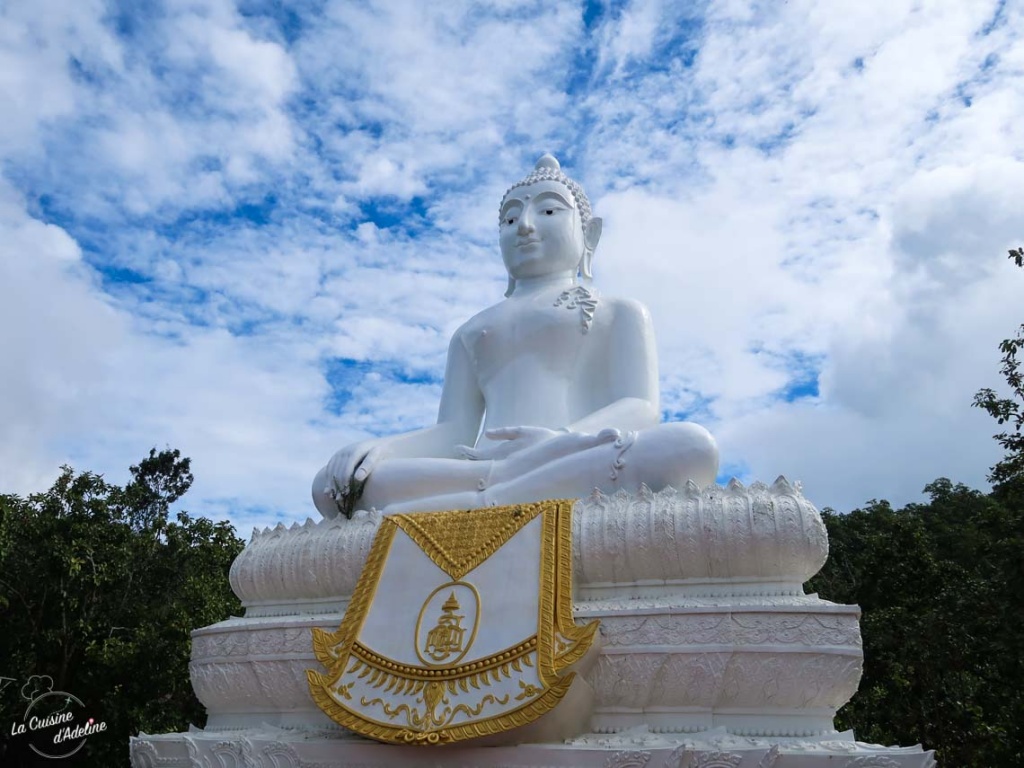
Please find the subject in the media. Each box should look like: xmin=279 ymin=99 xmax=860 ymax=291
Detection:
xmin=498 ymin=154 xmax=603 ymax=297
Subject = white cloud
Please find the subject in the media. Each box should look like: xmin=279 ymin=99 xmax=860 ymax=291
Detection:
xmin=580 ymin=0 xmax=1023 ymax=508
xmin=1 ymin=0 xmax=1022 ymax=534
xmin=0 ymin=180 xmax=125 ymax=492
xmin=594 ymin=0 xmax=666 ymax=79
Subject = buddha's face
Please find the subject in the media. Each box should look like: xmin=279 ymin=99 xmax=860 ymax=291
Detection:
xmin=499 ymin=179 xmax=584 ymax=283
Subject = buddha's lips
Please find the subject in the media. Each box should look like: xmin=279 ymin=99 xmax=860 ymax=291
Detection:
xmin=516 ymin=239 xmax=540 ymax=247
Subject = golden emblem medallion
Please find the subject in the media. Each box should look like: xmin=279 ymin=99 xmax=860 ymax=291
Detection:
xmin=306 ymin=499 xmax=597 ymax=745
xmin=415 ymin=583 xmax=479 ymax=666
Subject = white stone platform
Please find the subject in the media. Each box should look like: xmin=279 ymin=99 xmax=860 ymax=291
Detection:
xmin=130 ymin=482 xmax=936 ymax=767
xmin=131 ymin=725 xmax=936 ymax=767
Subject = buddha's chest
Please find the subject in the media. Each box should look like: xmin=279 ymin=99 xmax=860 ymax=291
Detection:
xmin=466 ymin=301 xmax=595 ymax=389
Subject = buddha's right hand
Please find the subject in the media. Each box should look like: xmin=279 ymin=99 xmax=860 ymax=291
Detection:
xmin=322 ymin=438 xmax=385 ymax=514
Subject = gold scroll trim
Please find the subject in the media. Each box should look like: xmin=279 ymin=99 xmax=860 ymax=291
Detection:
xmin=553 ymin=496 xmax=599 ymax=670
xmin=536 ymin=499 xmax=598 ymax=681
xmin=344 ymin=649 xmax=535 ymax=700
xmin=536 ymin=501 xmax=559 ymax=685
xmin=349 ymin=635 xmax=536 ymax=682
xmin=391 ymin=501 xmax=550 ymax=580
xmin=305 ymin=667 xmax=576 ymax=746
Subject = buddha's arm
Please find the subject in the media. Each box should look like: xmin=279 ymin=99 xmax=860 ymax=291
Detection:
xmin=312 ymin=333 xmax=484 ymax=518
xmin=567 ymin=298 xmax=661 ymax=435
xmin=312 ymin=416 xmax=468 ymax=519
xmin=567 ymin=397 xmax=659 ymax=434
xmin=362 ymin=331 xmax=483 ymax=459
xmin=373 ymin=331 xmax=485 ymax=461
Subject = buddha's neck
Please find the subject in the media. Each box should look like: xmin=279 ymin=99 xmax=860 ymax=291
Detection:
xmin=511 ymin=271 xmax=576 ymax=298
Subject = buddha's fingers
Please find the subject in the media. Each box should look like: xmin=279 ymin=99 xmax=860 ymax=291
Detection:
xmin=457 ymin=442 xmax=513 ymax=461
xmin=484 ymin=426 xmax=527 ymax=441
xmin=594 ymin=427 xmax=622 ymax=443
xmin=456 ymin=444 xmax=482 ymax=460
xmin=354 ymin=446 xmax=384 ymax=482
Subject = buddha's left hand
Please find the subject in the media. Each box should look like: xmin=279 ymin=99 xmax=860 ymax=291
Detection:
xmin=456 ymin=426 xmax=564 ymax=461
xmin=457 ymin=426 xmax=620 ymax=462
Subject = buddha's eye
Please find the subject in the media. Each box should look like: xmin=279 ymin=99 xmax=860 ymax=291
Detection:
xmin=506 ymin=216 xmax=516 ymax=225
xmin=544 ymin=209 xmax=554 ymax=215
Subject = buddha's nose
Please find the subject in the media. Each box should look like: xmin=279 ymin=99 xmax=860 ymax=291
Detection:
xmin=517 ymin=210 xmax=534 ymax=234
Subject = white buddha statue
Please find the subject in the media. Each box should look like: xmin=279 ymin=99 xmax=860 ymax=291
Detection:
xmin=313 ymin=154 xmax=718 ymax=519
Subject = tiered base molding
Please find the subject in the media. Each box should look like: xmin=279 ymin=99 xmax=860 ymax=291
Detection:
xmin=130 ymin=726 xmax=936 ymax=767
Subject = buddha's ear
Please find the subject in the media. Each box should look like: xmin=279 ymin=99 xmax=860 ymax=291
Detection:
xmin=579 ymin=217 xmax=602 ymax=285
xmin=583 ymin=216 xmax=603 ymax=253
xmin=504 ymin=275 xmax=515 ymax=297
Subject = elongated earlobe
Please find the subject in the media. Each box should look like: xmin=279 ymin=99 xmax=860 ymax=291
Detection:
xmin=579 ymin=217 xmax=602 ymax=285
xmin=579 ymin=250 xmax=593 ymax=285
xmin=505 ymin=275 xmax=515 ymax=297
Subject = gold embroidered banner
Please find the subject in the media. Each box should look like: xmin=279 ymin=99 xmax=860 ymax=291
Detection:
xmin=306 ymin=499 xmax=597 ymax=745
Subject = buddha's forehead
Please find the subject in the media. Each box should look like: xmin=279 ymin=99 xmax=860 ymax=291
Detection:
xmin=500 ymin=179 xmax=575 ymax=209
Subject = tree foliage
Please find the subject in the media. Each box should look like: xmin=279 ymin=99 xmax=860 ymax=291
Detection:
xmin=973 ymin=247 xmax=1024 ymax=489
xmin=808 ymin=480 xmax=1024 ymax=767
xmin=0 ymin=449 xmax=245 ymax=767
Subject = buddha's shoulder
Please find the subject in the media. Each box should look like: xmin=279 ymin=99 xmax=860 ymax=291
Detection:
xmin=594 ymin=293 xmax=653 ymax=328
xmin=452 ymin=301 xmax=505 ymax=340
xmin=599 ymin=293 xmax=650 ymax=315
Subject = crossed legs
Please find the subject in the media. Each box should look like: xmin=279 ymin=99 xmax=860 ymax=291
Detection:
xmin=359 ymin=422 xmax=718 ymax=516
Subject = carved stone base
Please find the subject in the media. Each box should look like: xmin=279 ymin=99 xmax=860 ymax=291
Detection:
xmin=130 ymin=726 xmax=936 ymax=767
xmin=579 ymin=594 xmax=862 ymax=737
xmin=142 ymin=483 xmax=933 ymax=763
xmin=189 ymin=595 xmax=859 ymax=737
xmin=197 ymin=483 xmax=850 ymax=736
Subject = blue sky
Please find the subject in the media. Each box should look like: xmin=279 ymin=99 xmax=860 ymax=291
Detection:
xmin=2 ymin=0 xmax=1023 ymax=534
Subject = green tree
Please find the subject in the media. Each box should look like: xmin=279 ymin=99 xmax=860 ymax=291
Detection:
xmin=0 ymin=449 xmax=245 ymax=767
xmin=973 ymin=247 xmax=1024 ymax=490
xmin=809 ymin=480 xmax=1024 ymax=767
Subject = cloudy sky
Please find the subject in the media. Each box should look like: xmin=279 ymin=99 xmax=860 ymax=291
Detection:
xmin=2 ymin=0 xmax=1022 ymax=534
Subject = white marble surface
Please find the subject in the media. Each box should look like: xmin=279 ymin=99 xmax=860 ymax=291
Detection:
xmin=131 ymin=726 xmax=936 ymax=767
xmin=312 ymin=154 xmax=718 ymax=519
xmin=232 ymin=480 xmax=828 ymax=613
